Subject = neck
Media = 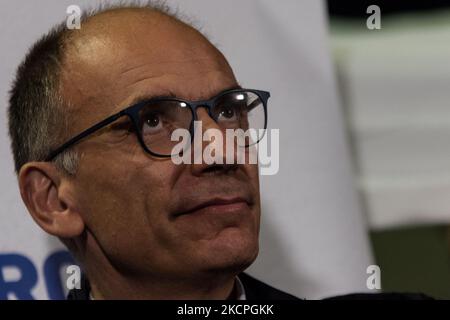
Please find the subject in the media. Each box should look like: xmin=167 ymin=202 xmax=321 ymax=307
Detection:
xmin=87 ymin=268 xmax=237 ymax=300
xmin=78 ymin=233 xmax=237 ymax=299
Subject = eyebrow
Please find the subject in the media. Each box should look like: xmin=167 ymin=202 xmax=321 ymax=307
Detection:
xmin=126 ymin=90 xmax=178 ymax=107
xmin=125 ymin=84 xmax=243 ymax=108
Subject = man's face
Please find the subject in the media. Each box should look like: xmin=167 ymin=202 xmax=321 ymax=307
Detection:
xmin=60 ymin=10 xmax=260 ymax=279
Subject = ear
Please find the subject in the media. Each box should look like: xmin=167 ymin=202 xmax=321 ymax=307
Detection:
xmin=18 ymin=162 xmax=85 ymax=238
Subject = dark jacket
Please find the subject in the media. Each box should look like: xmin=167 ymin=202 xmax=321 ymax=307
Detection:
xmin=67 ymin=272 xmax=300 ymax=300
xmin=67 ymin=272 xmax=432 ymax=300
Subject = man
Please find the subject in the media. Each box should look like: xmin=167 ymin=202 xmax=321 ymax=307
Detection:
xmin=8 ymin=3 xmax=298 ymax=300
xmin=8 ymin=2 xmax=432 ymax=301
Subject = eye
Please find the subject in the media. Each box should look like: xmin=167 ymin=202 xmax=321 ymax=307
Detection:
xmin=142 ymin=112 xmax=163 ymax=133
xmin=218 ymin=105 xmax=239 ymax=121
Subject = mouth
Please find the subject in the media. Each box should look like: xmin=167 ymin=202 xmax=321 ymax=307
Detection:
xmin=173 ymin=197 xmax=251 ymax=218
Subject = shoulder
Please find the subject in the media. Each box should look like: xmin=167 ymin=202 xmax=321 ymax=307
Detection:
xmin=238 ymin=272 xmax=302 ymax=300
xmin=238 ymin=273 xmax=434 ymax=300
xmin=324 ymin=292 xmax=434 ymax=300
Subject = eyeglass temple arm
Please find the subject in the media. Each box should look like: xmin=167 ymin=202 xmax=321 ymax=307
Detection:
xmin=247 ymin=91 xmax=269 ymax=112
xmin=45 ymin=112 xmax=125 ymax=161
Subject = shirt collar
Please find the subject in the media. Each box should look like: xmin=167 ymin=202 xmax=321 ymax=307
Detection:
xmin=234 ymin=275 xmax=246 ymax=300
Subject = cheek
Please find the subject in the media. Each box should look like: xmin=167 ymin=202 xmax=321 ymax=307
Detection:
xmin=74 ymin=155 xmax=180 ymax=257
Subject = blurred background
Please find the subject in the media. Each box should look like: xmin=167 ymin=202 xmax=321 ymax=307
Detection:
xmin=328 ymin=0 xmax=450 ymax=298
xmin=1 ymin=0 xmax=450 ymax=299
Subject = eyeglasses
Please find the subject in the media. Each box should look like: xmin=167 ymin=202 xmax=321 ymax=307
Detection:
xmin=45 ymin=88 xmax=270 ymax=161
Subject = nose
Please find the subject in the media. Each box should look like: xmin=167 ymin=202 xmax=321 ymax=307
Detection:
xmin=190 ymin=107 xmax=239 ymax=176
xmin=195 ymin=107 xmax=219 ymax=131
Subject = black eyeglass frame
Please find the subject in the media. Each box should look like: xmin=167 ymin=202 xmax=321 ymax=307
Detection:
xmin=45 ymin=88 xmax=270 ymax=161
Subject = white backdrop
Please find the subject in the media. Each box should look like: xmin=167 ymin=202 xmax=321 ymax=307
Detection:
xmin=332 ymin=13 xmax=450 ymax=230
xmin=0 ymin=0 xmax=373 ymax=299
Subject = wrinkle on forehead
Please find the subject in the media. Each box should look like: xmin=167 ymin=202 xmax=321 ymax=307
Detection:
xmin=58 ymin=8 xmax=236 ymax=133
xmin=118 ymin=56 xmax=233 ymax=88
xmin=119 ymin=71 xmax=238 ymax=110
xmin=119 ymin=57 xmax=228 ymax=77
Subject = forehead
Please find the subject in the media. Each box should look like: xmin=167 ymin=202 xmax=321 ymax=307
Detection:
xmin=60 ymin=9 xmax=237 ymax=126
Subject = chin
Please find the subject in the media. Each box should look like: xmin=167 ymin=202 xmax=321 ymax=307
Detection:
xmin=199 ymin=227 xmax=259 ymax=274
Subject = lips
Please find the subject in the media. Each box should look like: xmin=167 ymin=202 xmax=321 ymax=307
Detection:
xmin=173 ymin=197 xmax=252 ymax=218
